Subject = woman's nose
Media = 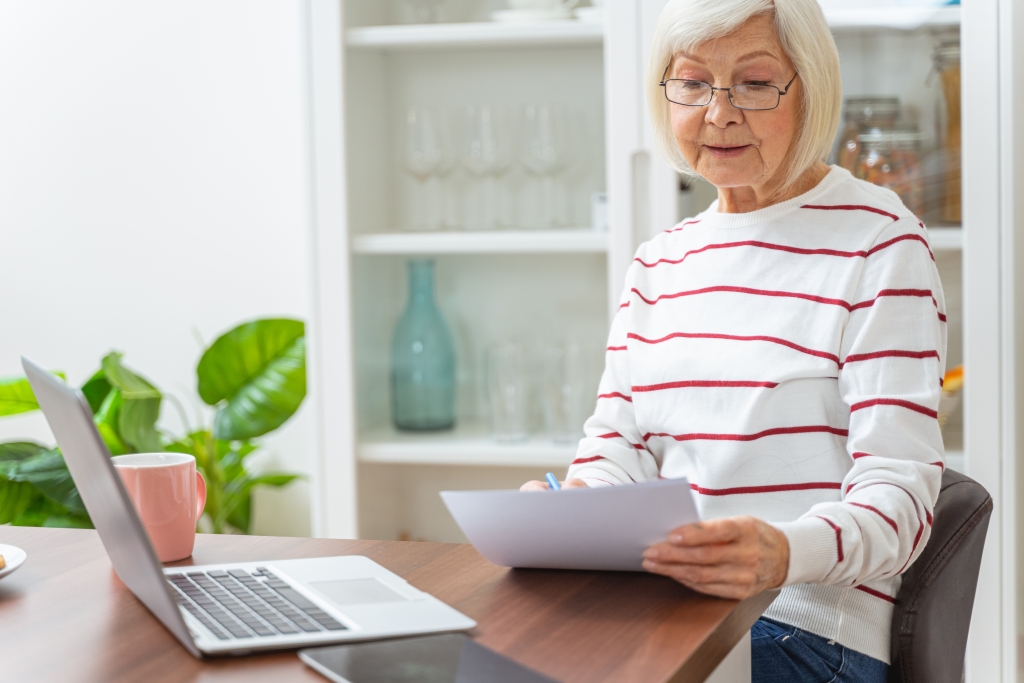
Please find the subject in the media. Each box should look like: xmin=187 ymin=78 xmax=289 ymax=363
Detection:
xmin=705 ymin=89 xmax=744 ymax=127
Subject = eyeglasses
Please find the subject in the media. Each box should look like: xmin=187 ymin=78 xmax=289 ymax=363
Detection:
xmin=659 ymin=72 xmax=799 ymax=111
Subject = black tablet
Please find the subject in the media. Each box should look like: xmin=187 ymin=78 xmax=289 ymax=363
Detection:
xmin=298 ymin=633 xmax=557 ymax=683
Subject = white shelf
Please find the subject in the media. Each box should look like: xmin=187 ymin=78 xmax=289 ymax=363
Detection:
xmin=358 ymin=423 xmax=575 ymax=468
xmin=346 ymin=21 xmax=604 ymax=50
xmin=928 ymin=227 xmax=962 ymax=251
xmin=351 ymin=229 xmax=609 ymax=255
xmin=824 ymin=6 xmax=960 ymax=30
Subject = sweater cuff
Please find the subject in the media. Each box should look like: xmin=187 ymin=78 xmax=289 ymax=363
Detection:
xmin=568 ymin=467 xmax=624 ymax=488
xmin=773 ymin=517 xmax=840 ymax=586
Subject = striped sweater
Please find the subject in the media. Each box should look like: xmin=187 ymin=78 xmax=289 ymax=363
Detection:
xmin=567 ymin=166 xmax=945 ymax=663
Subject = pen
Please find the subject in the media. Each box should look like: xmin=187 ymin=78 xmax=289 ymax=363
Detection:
xmin=545 ymin=472 xmax=561 ymax=491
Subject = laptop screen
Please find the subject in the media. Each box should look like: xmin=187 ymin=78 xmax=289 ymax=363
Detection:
xmin=22 ymin=357 xmax=199 ymax=657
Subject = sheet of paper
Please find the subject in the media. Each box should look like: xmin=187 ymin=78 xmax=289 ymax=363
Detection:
xmin=440 ymin=478 xmax=700 ymax=572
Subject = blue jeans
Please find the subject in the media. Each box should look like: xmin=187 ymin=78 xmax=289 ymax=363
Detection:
xmin=751 ymin=618 xmax=888 ymax=683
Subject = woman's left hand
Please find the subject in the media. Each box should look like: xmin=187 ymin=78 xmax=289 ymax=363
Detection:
xmin=642 ymin=516 xmax=790 ymax=600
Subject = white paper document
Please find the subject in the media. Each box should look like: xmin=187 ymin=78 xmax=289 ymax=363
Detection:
xmin=440 ymin=478 xmax=700 ymax=572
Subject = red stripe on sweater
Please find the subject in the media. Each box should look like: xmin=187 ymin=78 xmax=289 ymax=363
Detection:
xmin=632 ymin=380 xmax=778 ymax=392
xmin=691 ymin=482 xmax=843 ymax=496
xmin=627 ymin=332 xmax=841 ymax=365
xmin=597 ymin=392 xmax=633 ymax=402
xmin=631 ymin=285 xmax=853 ymax=310
xmin=926 ymin=511 xmax=933 ymax=526
xmin=816 ymin=516 xmax=845 ymax=563
xmin=607 ymin=345 xmax=627 ymax=351
xmin=633 ymin=233 xmax=933 ymax=269
xmin=850 ymin=502 xmax=899 ymax=534
xmin=850 ymin=288 xmax=939 ymax=312
xmin=867 ymin=233 xmax=934 ymax=261
xmin=645 ymin=425 xmax=849 ymax=443
xmin=929 ymin=461 xmax=945 ymax=470
xmin=665 ymin=219 xmax=701 ymax=234
xmin=841 ymin=349 xmax=940 ymax=367
xmin=855 ymin=585 xmax=896 ymax=604
xmin=851 ymin=451 xmax=872 ymax=459
xmin=801 ymin=203 xmax=900 ymax=222
xmin=572 ymin=455 xmax=606 ymax=465
xmin=619 ymin=301 xmax=630 ymax=309
xmin=850 ymin=398 xmax=938 ymax=419
xmin=598 ymin=431 xmax=646 ymax=451
xmin=898 ymin=519 xmax=927 ymax=574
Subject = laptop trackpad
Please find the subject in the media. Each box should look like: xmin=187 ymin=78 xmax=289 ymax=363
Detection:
xmin=311 ymin=579 xmax=411 ymax=605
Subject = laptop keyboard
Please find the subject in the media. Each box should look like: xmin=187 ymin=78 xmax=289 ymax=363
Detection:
xmin=168 ymin=567 xmax=348 ymax=640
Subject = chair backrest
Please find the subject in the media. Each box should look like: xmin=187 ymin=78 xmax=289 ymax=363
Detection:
xmin=888 ymin=469 xmax=993 ymax=683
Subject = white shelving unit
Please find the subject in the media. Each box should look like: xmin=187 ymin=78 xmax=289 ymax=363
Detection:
xmin=347 ymin=20 xmax=604 ymax=50
xmin=929 ymin=227 xmax=963 ymax=251
xmin=307 ymin=2 xmax=1023 ymax=679
xmin=352 ymin=229 xmax=609 ymax=254
xmin=823 ymin=5 xmax=960 ymax=30
xmin=359 ymin=423 xmax=575 ymax=467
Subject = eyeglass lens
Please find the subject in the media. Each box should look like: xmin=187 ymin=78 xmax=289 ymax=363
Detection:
xmin=664 ymin=81 xmax=781 ymax=110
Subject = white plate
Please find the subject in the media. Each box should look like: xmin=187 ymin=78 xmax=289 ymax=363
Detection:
xmin=490 ymin=8 xmax=573 ymax=21
xmin=0 ymin=544 xmax=27 ymax=579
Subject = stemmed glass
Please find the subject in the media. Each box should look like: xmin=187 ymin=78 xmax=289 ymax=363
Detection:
xmin=460 ymin=106 xmax=514 ymax=230
xmin=521 ymin=104 xmax=570 ymax=229
xmin=404 ymin=107 xmax=453 ymax=231
xmin=404 ymin=0 xmax=445 ymax=23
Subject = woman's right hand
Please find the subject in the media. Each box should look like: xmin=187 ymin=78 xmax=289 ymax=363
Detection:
xmin=520 ymin=478 xmax=589 ymax=492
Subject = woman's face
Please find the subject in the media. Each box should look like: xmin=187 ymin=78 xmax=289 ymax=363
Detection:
xmin=669 ymin=14 xmax=800 ymax=191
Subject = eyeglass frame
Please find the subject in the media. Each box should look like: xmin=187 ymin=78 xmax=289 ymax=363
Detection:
xmin=658 ymin=69 xmax=799 ymax=111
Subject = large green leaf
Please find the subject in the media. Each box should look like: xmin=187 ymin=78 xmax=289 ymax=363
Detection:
xmin=197 ymin=319 xmax=307 ymax=441
xmin=0 ymin=377 xmax=39 ymax=417
xmin=93 ymin=389 xmax=129 ymax=455
xmin=6 ymin=448 xmax=85 ymax=513
xmin=0 ymin=479 xmax=40 ymax=524
xmin=80 ymin=370 xmax=113 ymax=415
xmin=102 ymin=353 xmax=162 ymax=452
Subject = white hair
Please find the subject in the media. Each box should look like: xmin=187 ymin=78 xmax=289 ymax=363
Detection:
xmin=646 ymin=0 xmax=842 ymax=191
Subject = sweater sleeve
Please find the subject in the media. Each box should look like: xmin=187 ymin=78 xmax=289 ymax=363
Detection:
xmin=566 ymin=262 xmax=661 ymax=487
xmin=775 ymin=217 xmax=946 ymax=587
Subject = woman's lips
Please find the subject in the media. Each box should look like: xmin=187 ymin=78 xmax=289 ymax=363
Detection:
xmin=704 ymin=144 xmax=752 ymax=159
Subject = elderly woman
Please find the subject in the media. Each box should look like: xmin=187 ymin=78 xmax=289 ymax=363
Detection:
xmin=523 ymin=0 xmax=945 ymax=681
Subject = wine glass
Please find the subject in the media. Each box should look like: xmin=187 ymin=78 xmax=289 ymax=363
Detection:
xmin=521 ymin=104 xmax=570 ymax=229
xmin=460 ymin=106 xmax=514 ymax=230
xmin=404 ymin=0 xmax=445 ymax=23
xmin=404 ymin=107 xmax=453 ymax=231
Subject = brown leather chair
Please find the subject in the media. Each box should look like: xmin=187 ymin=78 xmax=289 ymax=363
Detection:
xmin=888 ymin=469 xmax=993 ymax=683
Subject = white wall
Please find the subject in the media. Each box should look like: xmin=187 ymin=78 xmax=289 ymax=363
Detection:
xmin=0 ymin=0 xmax=314 ymax=536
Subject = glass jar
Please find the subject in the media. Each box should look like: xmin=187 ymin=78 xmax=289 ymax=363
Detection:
xmin=390 ymin=260 xmax=456 ymax=431
xmin=836 ymin=97 xmax=901 ymax=172
xmin=934 ymin=42 xmax=961 ymax=223
xmin=856 ymin=128 xmax=926 ymax=217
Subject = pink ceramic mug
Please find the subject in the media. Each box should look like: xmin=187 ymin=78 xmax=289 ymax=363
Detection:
xmin=113 ymin=453 xmax=207 ymax=562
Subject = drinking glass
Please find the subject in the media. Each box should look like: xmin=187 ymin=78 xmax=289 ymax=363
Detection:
xmin=405 ymin=0 xmax=445 ymax=23
xmin=542 ymin=342 xmax=589 ymax=444
xmin=460 ymin=106 xmax=514 ymax=230
xmin=521 ymin=104 xmax=569 ymax=228
xmin=404 ymin=107 xmax=453 ymax=231
xmin=486 ymin=343 xmax=530 ymax=442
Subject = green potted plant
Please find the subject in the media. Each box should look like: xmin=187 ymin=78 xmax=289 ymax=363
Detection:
xmin=0 ymin=318 xmax=305 ymax=534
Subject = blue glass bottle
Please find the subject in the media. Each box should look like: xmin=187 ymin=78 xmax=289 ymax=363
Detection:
xmin=390 ymin=259 xmax=456 ymax=431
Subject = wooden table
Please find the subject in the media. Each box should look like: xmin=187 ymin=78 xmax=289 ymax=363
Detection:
xmin=0 ymin=527 xmax=776 ymax=683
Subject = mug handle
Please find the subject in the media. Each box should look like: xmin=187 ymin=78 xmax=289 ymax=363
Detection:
xmin=195 ymin=471 xmax=207 ymax=520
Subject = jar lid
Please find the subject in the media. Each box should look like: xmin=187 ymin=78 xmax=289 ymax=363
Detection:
xmin=859 ymin=129 xmax=925 ymax=144
xmin=843 ymin=96 xmax=901 ymax=118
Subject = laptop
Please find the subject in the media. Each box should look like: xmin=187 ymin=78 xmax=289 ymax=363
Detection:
xmin=22 ymin=356 xmax=476 ymax=657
